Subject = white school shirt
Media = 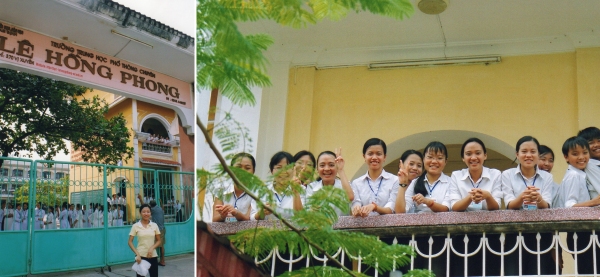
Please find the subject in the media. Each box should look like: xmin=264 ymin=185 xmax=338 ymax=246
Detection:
xmin=350 ymin=170 xmax=399 ymax=214
xmin=221 ymin=190 xmax=252 ymax=217
xmin=585 ymin=159 xmax=600 ymax=199
xmin=59 ymin=209 xmax=70 ymax=229
xmin=45 ymin=212 xmax=56 ymax=230
xmin=306 ymin=179 xmax=350 ymax=216
xmin=21 ymin=209 xmax=28 ymax=230
xmin=404 ymin=174 xmax=452 ymax=213
xmin=250 ymin=182 xmax=303 ymax=220
xmin=448 ymin=167 xmax=503 ymax=211
xmin=13 ymin=209 xmax=22 ymax=231
xmin=561 ymin=165 xmax=590 ymax=208
xmin=35 ymin=208 xmax=45 ymax=230
xmin=501 ymin=166 xmax=554 ymax=208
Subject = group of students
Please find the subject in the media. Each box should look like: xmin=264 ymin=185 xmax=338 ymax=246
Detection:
xmin=212 ymin=126 xmax=600 ymax=275
xmin=0 ymin=201 xmax=126 ymax=230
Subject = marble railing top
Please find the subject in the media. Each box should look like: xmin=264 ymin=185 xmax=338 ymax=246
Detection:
xmin=206 ymin=207 xmax=600 ymax=237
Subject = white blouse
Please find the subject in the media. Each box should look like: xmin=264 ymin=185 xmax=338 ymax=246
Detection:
xmin=448 ymin=167 xmax=503 ymax=211
xmin=404 ymin=174 xmax=452 ymax=213
xmin=501 ymin=166 xmax=554 ymax=208
xmin=250 ymin=182 xmax=304 ymax=220
xmin=350 ymin=170 xmax=399 ymax=214
xmin=306 ymin=179 xmax=350 ymax=216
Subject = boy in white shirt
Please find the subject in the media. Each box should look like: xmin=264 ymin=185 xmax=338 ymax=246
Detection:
xmin=561 ymin=136 xmax=600 ymax=274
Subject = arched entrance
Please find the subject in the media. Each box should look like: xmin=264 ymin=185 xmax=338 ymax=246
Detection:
xmin=352 ymin=130 xmax=516 ymax=179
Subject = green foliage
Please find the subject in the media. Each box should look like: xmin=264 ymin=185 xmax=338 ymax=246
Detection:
xmin=14 ymin=177 xmax=69 ymax=207
xmin=0 ymin=68 xmax=134 ymax=167
xmin=213 ymin=113 xmax=254 ymax=160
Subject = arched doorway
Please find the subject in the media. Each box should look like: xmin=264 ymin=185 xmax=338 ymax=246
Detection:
xmin=352 ymin=130 xmax=515 ymax=179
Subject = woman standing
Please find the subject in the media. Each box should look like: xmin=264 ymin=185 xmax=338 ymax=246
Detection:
xmin=74 ymin=204 xmax=84 ymax=229
xmin=213 ymin=153 xmax=257 ymax=222
xmin=128 ymin=203 xmax=161 ymax=277
xmin=395 ymin=142 xmax=450 ymax=277
xmin=501 ymin=136 xmax=555 ymax=275
xmin=59 ymin=203 xmax=70 ymax=229
xmin=44 ymin=206 xmax=56 ymax=230
xmin=351 ymin=138 xmax=399 ymax=217
xmin=4 ymin=203 xmax=14 ymax=231
xmin=447 ymin=137 xmax=503 ymax=276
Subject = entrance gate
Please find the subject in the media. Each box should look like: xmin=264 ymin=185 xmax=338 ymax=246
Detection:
xmin=0 ymin=157 xmax=194 ymax=276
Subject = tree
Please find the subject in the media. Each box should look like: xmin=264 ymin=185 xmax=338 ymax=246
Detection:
xmin=197 ymin=1 xmax=427 ymax=276
xmin=14 ymin=177 xmax=69 ymax=208
xmin=0 ymin=68 xmax=134 ymax=167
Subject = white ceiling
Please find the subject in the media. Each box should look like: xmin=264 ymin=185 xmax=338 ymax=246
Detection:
xmin=238 ymin=0 xmax=600 ymax=67
xmin=0 ymin=0 xmax=194 ymax=82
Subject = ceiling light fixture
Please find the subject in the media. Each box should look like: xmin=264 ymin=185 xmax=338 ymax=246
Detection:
xmin=368 ymin=56 xmax=501 ymax=70
xmin=418 ymin=0 xmax=448 ymax=15
xmin=111 ymin=30 xmax=153 ymax=48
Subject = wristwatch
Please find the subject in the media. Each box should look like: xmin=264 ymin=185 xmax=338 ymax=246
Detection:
xmin=399 ymin=183 xmax=408 ymax=188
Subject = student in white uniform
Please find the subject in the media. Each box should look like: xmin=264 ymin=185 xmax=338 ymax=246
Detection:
xmin=20 ymin=203 xmax=28 ymax=230
xmin=396 ymin=144 xmax=451 ymax=214
xmin=214 ymin=153 xmax=257 ymax=222
xmin=95 ymin=205 xmax=104 ymax=227
xmin=74 ymin=204 xmax=84 ymax=229
xmin=59 ymin=204 xmax=70 ymax=229
xmin=115 ymin=204 xmax=124 ymax=226
xmin=395 ymin=142 xmax=450 ymax=277
xmin=4 ymin=203 xmax=14 ymax=231
xmin=303 ymin=149 xmax=354 ymax=215
xmin=292 ymin=150 xmax=316 ymax=189
xmin=501 ymin=136 xmax=554 ymax=276
xmin=578 ymin=127 xmax=600 ymax=200
xmin=447 ymin=137 xmax=503 ymax=277
xmin=44 ymin=206 xmax=56 ymax=230
xmin=34 ymin=202 xmax=45 ymax=230
xmin=350 ymin=138 xmax=399 ymax=217
xmin=560 ymin=136 xmax=600 ymax=274
xmin=0 ymin=202 xmax=4 ymax=231
xmin=398 ymin=150 xmax=424 ymax=186
xmin=107 ymin=205 xmax=114 ymax=227
xmin=12 ymin=203 xmax=23 ymax=231
xmin=251 ymin=151 xmax=299 ymax=220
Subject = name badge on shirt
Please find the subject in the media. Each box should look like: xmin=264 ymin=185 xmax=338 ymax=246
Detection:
xmin=523 ymin=202 xmax=537 ymax=210
xmin=469 ymin=202 xmax=483 ymax=210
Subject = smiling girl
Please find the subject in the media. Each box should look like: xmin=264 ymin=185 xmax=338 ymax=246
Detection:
xmin=350 ymin=138 xmax=399 ymax=217
xmin=304 ymin=149 xmax=353 ymax=215
xmin=447 ymin=137 xmax=503 ymax=276
xmin=501 ymin=136 xmax=555 ymax=275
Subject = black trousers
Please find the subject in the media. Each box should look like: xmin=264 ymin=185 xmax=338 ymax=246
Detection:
xmin=138 ymin=256 xmax=158 ymax=277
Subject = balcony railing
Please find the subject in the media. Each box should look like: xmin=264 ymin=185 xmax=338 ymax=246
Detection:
xmin=142 ymin=141 xmax=172 ymax=154
xmin=207 ymin=208 xmax=600 ymax=277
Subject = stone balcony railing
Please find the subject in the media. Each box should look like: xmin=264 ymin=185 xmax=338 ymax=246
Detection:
xmin=206 ymin=208 xmax=600 ymax=277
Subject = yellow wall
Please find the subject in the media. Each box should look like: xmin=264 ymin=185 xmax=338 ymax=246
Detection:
xmin=283 ymin=50 xmax=600 ymax=181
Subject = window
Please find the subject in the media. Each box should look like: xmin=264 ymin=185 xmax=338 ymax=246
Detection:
xmin=55 ymin=172 xmax=65 ymax=180
xmin=42 ymin=171 xmax=52 ymax=179
xmin=12 ymin=169 xmax=23 ymax=177
xmin=0 ymin=168 xmax=7 ymax=177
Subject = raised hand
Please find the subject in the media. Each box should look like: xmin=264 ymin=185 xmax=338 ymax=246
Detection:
xmin=397 ymin=160 xmax=409 ymax=185
xmin=335 ymin=148 xmax=345 ymax=172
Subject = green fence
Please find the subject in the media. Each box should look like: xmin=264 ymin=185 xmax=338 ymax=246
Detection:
xmin=0 ymin=157 xmax=194 ymax=276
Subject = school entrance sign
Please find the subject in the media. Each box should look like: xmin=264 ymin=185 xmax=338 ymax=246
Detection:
xmin=0 ymin=20 xmax=193 ymax=133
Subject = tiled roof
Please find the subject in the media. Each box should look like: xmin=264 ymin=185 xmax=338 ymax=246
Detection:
xmin=140 ymin=157 xmax=181 ymax=166
xmin=79 ymin=0 xmax=193 ymax=49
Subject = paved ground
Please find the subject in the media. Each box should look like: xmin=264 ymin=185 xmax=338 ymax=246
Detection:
xmin=28 ymin=253 xmax=194 ymax=277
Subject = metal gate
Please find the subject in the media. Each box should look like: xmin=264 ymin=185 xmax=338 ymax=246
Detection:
xmin=0 ymin=157 xmax=194 ymax=276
